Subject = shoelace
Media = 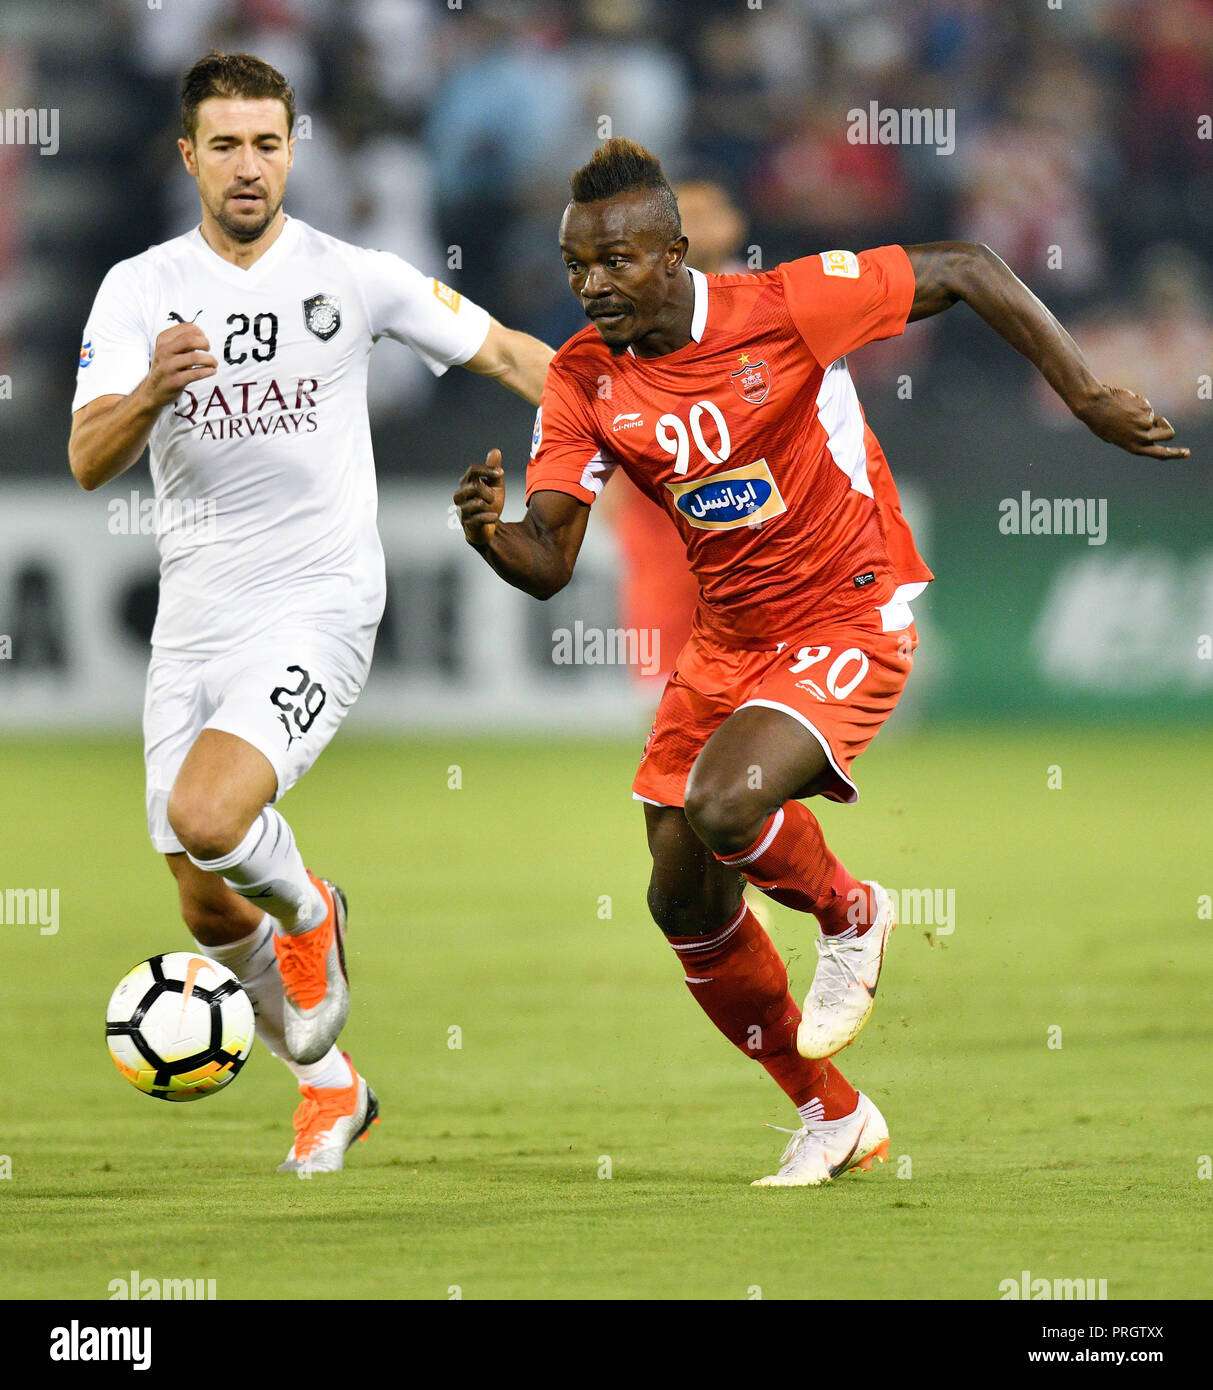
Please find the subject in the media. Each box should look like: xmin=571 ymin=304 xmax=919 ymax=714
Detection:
xmin=811 ymin=933 xmax=866 ymax=1008
xmin=764 ymin=1122 xmax=810 ymax=1167
xmin=275 ymin=919 xmax=331 ymax=1009
xmin=291 ymin=1085 xmax=352 ymax=1160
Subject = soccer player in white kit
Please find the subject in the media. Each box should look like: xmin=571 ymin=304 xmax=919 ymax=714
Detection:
xmin=67 ymin=53 xmax=554 ymax=1172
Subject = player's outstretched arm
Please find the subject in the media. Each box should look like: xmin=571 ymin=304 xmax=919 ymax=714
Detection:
xmin=902 ymin=241 xmax=1190 ymax=459
xmin=461 ymin=320 xmax=554 ymax=407
xmin=68 ymin=324 xmax=218 ymax=490
xmin=454 ymin=448 xmax=589 ymax=599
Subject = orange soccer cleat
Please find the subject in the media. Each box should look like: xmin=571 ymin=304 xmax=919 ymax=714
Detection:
xmin=277 ymin=1053 xmax=380 ymax=1174
xmin=272 ymin=873 xmax=350 ymax=1064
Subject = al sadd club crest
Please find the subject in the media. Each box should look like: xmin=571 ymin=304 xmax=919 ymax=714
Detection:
xmin=303 ymin=293 xmax=341 ymax=341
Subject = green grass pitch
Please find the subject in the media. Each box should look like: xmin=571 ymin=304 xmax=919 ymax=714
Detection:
xmin=0 ymin=726 xmax=1209 ymax=1300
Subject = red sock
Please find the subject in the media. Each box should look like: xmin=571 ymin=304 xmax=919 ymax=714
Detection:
xmin=668 ymin=904 xmax=858 ymax=1118
xmin=716 ymin=801 xmax=874 ymax=935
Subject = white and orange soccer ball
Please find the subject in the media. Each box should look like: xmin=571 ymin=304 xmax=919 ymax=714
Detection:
xmin=105 ymin=952 xmax=255 ymax=1101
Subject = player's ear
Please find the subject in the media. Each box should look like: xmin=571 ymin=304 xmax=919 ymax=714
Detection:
xmin=286 ymin=135 xmax=295 ymax=172
xmin=667 ymin=235 xmax=689 ymax=275
xmin=177 ymin=137 xmax=198 ymax=178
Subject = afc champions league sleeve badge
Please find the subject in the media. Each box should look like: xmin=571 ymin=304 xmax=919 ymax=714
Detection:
xmin=302 ymin=293 xmax=341 ymax=342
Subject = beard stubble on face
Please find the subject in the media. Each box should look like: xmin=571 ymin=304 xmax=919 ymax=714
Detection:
xmin=209 ymin=187 xmax=285 ymax=244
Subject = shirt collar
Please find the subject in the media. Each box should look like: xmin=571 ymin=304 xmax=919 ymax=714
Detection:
xmin=688 ymin=266 xmax=708 ymax=342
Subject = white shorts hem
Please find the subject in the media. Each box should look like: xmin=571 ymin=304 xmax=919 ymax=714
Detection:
xmin=632 ymin=791 xmax=677 ymax=807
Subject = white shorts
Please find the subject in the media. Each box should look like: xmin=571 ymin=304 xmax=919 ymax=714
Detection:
xmin=143 ymin=626 xmax=374 ymax=854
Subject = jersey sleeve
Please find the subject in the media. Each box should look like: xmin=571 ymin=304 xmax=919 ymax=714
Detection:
xmin=354 ymin=248 xmax=490 ymax=376
xmin=71 ymin=260 xmax=154 ymax=412
xmin=524 ymin=362 xmax=616 ymax=505
xmin=779 ymin=245 xmax=915 ymax=366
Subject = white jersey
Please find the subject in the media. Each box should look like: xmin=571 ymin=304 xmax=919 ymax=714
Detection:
xmin=72 ymin=216 xmax=490 ymax=656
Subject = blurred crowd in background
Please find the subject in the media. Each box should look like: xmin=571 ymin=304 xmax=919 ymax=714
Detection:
xmin=1 ymin=0 xmax=1211 ymax=471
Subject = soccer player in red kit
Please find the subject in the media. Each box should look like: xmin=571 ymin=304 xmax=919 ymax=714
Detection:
xmin=454 ymin=140 xmax=1188 ymax=1186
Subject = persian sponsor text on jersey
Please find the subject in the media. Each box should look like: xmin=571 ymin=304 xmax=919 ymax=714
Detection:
xmin=664 ymin=459 xmax=787 ymax=532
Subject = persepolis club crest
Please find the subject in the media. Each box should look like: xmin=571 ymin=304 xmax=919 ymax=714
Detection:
xmin=730 ymin=356 xmax=771 ymax=404
xmin=303 ymin=294 xmax=341 ymax=341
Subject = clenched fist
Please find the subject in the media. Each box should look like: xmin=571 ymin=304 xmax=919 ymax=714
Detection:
xmin=453 ymin=448 xmax=506 ymax=547
xmin=146 ymin=323 xmax=218 ymax=407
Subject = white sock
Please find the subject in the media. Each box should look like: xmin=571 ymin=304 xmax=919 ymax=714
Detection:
xmin=188 ymin=808 xmax=326 ymax=933
xmin=295 ymin=1049 xmax=354 ymax=1090
xmin=199 ymin=919 xmax=352 ymax=1089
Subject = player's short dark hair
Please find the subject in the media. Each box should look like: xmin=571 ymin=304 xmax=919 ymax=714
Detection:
xmin=181 ymin=51 xmax=296 ymax=142
xmin=569 ymin=137 xmax=681 ymax=241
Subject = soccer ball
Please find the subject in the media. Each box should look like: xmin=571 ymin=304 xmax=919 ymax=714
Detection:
xmin=105 ymin=952 xmax=255 ymax=1102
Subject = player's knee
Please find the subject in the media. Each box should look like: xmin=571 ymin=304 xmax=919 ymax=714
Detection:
xmin=683 ymin=774 xmax=767 ymax=857
xmin=646 ymin=879 xmax=743 ymax=938
xmin=166 ymin=788 xmax=251 ymax=862
xmin=646 ymin=883 xmax=692 ymax=935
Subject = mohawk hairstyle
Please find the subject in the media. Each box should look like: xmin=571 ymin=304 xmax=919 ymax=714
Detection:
xmin=181 ymin=51 xmax=296 ymax=142
xmin=569 ymin=137 xmax=681 ymax=240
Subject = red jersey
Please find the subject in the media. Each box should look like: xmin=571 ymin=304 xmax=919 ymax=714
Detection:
xmin=526 ymin=245 xmax=932 ymax=648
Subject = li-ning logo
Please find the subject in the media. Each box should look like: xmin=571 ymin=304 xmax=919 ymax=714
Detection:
xmin=665 ymin=460 xmax=787 ymax=531
xmin=612 ymin=412 xmax=644 ymax=432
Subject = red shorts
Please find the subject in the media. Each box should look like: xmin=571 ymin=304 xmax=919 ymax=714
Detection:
xmin=632 ymin=613 xmax=917 ymax=807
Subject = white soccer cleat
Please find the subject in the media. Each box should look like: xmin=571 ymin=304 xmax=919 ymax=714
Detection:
xmin=797 ymin=881 xmax=896 ymax=1060
xmin=751 ymin=1092 xmax=889 ymax=1187
xmin=277 ymin=1055 xmax=379 ymax=1174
